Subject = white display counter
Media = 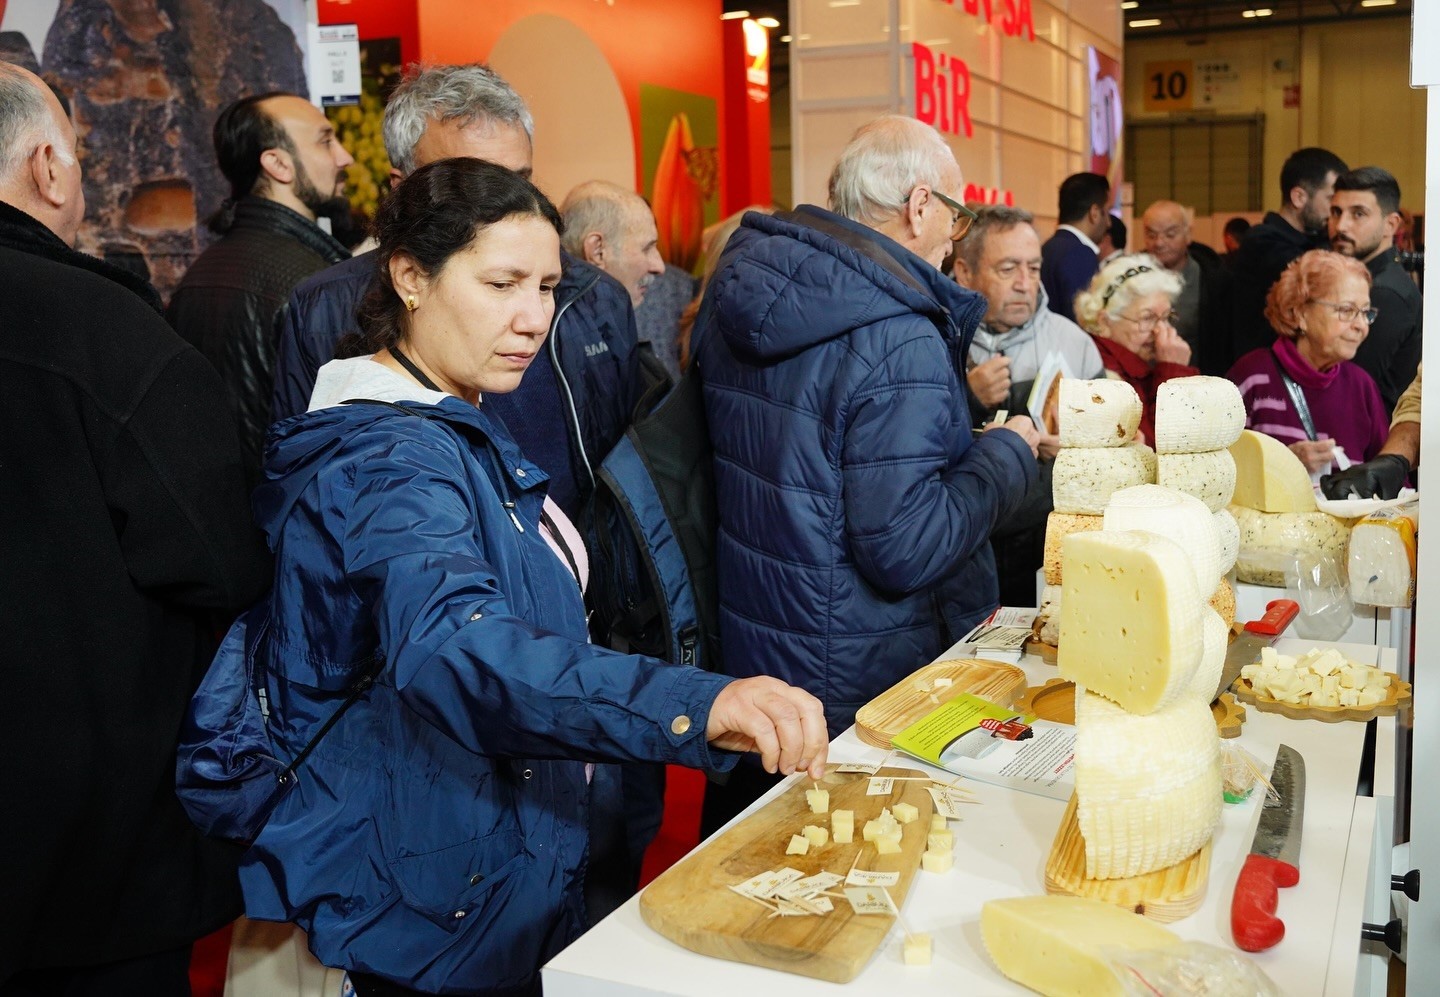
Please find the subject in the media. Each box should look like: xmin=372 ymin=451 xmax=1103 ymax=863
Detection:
xmin=543 ymin=637 xmax=1397 ymax=996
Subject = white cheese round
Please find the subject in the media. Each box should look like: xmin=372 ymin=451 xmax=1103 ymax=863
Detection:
xmin=1186 ymin=607 xmax=1229 ymax=701
xmin=1057 ymin=378 xmax=1142 ymax=448
xmin=1103 ymin=484 xmax=1223 ymax=593
xmin=1052 ymin=443 xmax=1156 ymax=515
xmin=1214 ymin=508 xmax=1239 ymax=575
xmin=1154 ymin=376 xmax=1246 ymax=454
xmin=1156 ymin=449 xmax=1236 ymax=512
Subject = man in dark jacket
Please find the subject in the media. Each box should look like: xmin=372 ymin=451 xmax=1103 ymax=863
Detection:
xmin=168 ymin=92 xmax=353 ymax=485
xmin=1329 ymin=166 xmax=1421 ymax=414
xmin=1227 ymin=146 xmax=1348 ymax=369
xmin=0 ymin=62 xmax=271 ymax=993
xmin=696 ymin=115 xmax=1041 ymax=832
xmin=1040 ymin=171 xmax=1109 ymax=321
xmin=1140 ymin=199 xmax=1230 ymax=375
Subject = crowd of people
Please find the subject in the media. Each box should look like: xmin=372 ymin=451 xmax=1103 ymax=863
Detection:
xmin=0 ymin=52 xmax=1424 ymax=997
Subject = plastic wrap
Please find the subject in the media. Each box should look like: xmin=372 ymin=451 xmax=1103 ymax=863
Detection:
xmin=1107 ymin=942 xmax=1282 ymax=996
xmin=1348 ymin=503 xmax=1419 ymax=608
xmin=1230 ymin=505 xmax=1349 ymax=587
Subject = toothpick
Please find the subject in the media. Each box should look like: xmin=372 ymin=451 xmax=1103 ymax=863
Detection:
xmin=730 ymin=888 xmax=780 ymax=912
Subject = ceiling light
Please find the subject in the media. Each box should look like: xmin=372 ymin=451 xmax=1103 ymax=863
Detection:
xmin=1360 ymin=0 xmax=1397 ymax=6
xmin=1121 ymin=1 xmax=1138 ymax=8
xmin=757 ymin=16 xmax=780 ymax=27
xmin=1129 ymin=17 xmax=1162 ymax=26
xmin=721 ymin=10 xmax=750 ymax=20
xmin=1242 ymin=7 xmax=1273 ymax=16
xmin=779 ymin=34 xmax=793 ymax=42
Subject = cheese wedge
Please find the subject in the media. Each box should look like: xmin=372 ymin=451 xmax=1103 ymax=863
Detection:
xmin=1229 ymin=429 xmax=1317 ymax=513
xmin=1043 ymin=513 xmax=1104 ymax=584
xmin=1058 ymin=531 xmax=1203 ymax=714
xmin=1057 ymin=378 xmax=1142 ymax=447
xmin=1349 ymin=505 xmax=1418 ymax=607
xmin=1156 ymin=450 xmax=1236 ymax=512
xmin=1074 ymin=691 xmax=1223 ymax=879
xmin=1154 ymin=376 xmax=1246 ymax=453
xmin=1214 ymin=508 xmax=1239 ymax=575
xmin=1103 ymin=484 xmax=1223 ymax=593
xmin=981 ymin=896 xmax=1181 ymax=996
xmin=1053 ymin=444 xmax=1156 ymax=515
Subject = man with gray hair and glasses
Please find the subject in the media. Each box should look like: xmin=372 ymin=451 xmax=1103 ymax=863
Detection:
xmin=694 ymin=115 xmax=1041 ymax=832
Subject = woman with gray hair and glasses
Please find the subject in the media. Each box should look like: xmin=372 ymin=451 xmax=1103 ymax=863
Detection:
xmin=1226 ymin=249 xmax=1389 ymax=477
xmin=1074 ymin=252 xmax=1198 ymax=444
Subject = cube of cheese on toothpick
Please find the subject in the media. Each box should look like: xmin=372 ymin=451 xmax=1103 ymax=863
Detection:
xmin=903 ymin=934 xmax=932 ymax=965
xmin=806 ymin=788 xmax=829 ymax=814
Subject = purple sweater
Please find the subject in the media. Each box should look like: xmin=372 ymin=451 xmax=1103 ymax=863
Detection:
xmin=1227 ymin=336 xmax=1388 ymax=467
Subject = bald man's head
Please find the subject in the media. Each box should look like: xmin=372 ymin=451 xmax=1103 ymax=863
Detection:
xmin=1141 ymin=200 xmax=1192 ymax=272
xmin=561 ymin=180 xmax=664 ymax=307
xmin=0 ymin=62 xmax=84 ymax=245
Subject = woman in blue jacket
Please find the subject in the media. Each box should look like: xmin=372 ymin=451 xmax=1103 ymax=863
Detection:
xmin=239 ymin=159 xmax=827 ymax=996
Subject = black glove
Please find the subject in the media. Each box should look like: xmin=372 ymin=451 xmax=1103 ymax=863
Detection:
xmin=1320 ymin=453 xmax=1410 ymax=500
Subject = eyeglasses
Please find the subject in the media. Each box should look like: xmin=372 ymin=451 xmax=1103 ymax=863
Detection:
xmin=1308 ymin=300 xmax=1379 ymax=325
xmin=1114 ymin=309 xmax=1178 ymax=332
xmin=932 ymin=189 xmax=979 ymax=241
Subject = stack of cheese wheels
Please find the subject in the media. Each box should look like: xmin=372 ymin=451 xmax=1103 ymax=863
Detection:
xmin=1227 ymin=428 xmax=1352 ymax=586
xmin=1044 ymin=379 xmax=1152 ymax=644
xmin=1058 ymin=526 xmax=1224 ymax=880
xmin=1152 ymin=377 xmax=1247 ymax=626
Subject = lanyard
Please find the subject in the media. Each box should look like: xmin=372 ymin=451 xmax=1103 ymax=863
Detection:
xmin=389 ymin=345 xmax=444 ymax=393
xmin=1270 ymin=348 xmax=1318 ymax=441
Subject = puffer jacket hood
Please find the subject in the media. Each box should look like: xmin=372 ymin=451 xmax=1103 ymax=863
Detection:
xmin=697 ymin=205 xmax=1037 ymax=734
xmin=711 ymin=206 xmax=977 ymax=362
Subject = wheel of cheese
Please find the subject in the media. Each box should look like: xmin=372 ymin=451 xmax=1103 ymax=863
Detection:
xmin=1230 ymin=505 xmax=1350 ymax=587
xmin=1103 ymin=484 xmax=1223 ymax=593
xmin=1074 ymin=690 xmax=1222 ymax=880
xmin=1186 ymin=607 xmax=1229 ymax=701
xmin=1057 ymin=378 xmax=1142 ymax=448
xmin=1052 ymin=444 xmax=1155 ymax=515
xmin=1059 ymin=530 xmax=1203 ymax=714
xmin=1156 ymin=449 xmax=1236 ymax=512
xmin=1209 ymin=578 xmax=1236 ymax=630
xmin=1229 ymin=429 xmax=1317 ymax=513
xmin=1042 ymin=513 xmax=1104 ymax=584
xmin=1214 ymin=508 xmax=1239 ymax=575
xmin=1154 ymin=376 xmax=1246 ymax=454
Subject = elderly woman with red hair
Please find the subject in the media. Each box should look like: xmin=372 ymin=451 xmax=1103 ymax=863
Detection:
xmin=1227 ymin=249 xmax=1388 ymax=475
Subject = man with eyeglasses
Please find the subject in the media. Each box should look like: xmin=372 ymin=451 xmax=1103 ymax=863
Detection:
xmin=1327 ymin=166 xmax=1420 ymax=414
xmin=1140 ymin=199 xmax=1228 ymax=376
xmin=694 ymin=115 xmax=1041 ymax=832
xmin=953 ymin=205 xmax=1103 ymax=605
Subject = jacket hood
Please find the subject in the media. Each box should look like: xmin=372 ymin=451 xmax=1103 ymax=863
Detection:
xmin=971 ymin=282 xmax=1054 ymax=357
xmin=709 ymin=206 xmax=987 ymax=362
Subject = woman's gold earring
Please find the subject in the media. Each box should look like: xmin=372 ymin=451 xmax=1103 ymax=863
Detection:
xmin=405 ymin=295 xmax=417 ymax=312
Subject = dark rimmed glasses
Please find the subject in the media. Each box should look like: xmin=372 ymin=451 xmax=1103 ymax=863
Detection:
xmin=932 ymin=189 xmax=979 ymax=241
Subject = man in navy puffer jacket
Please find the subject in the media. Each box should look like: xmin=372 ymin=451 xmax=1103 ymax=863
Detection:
xmin=696 ymin=116 xmax=1041 ymax=830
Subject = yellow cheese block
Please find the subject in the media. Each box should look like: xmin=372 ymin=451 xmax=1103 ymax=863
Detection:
xmin=980 ymin=896 xmax=1180 ymax=996
xmin=1043 ymin=512 xmax=1104 ymax=584
xmin=1058 ymin=531 xmax=1203 ymax=714
xmin=1229 ymin=429 xmax=1317 ymax=513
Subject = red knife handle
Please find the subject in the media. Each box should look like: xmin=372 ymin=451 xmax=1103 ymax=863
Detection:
xmin=1246 ymin=599 xmax=1300 ymax=637
xmin=1231 ymin=853 xmax=1301 ymax=951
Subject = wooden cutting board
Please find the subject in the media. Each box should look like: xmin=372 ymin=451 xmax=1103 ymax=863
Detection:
xmin=1232 ymin=676 xmax=1412 ymax=722
xmin=1045 ymin=793 xmax=1210 ymax=923
xmin=1016 ymin=677 xmax=1246 ymax=739
xmin=639 ymin=765 xmax=935 ymax=983
xmin=854 ymin=658 xmax=1027 ymax=748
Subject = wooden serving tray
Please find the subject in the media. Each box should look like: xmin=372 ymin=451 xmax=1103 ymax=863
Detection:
xmin=639 ymin=765 xmax=934 ymax=983
xmin=854 ymin=658 xmax=1027 ymax=749
xmin=1044 ymin=793 xmax=1210 ymax=923
xmin=1231 ymin=676 xmax=1412 ymax=723
xmin=1015 ymin=678 xmax=1245 ymax=739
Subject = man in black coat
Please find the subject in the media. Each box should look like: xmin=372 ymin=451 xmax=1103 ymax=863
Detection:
xmin=1329 ymin=166 xmax=1422 ymax=415
xmin=1226 ymin=146 xmax=1348 ymax=370
xmin=168 ymin=92 xmax=353 ymax=485
xmin=1039 ymin=172 xmax=1109 ymax=322
xmin=1140 ymin=199 xmax=1231 ymax=376
xmin=0 ymin=62 xmax=271 ymax=993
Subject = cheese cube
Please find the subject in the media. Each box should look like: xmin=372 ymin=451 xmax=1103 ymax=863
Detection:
xmin=1229 ymin=429 xmax=1317 ymax=513
xmin=1339 ymin=688 xmax=1360 ymax=707
xmin=927 ymin=830 xmax=953 ymax=851
xmin=785 ymin=834 xmax=809 ymax=856
xmin=875 ymin=834 xmax=902 ymax=855
xmin=805 ymin=788 xmax=829 ymax=814
xmin=981 ymin=897 xmax=1180 ymax=996
xmin=832 ymin=810 xmax=854 ymax=844
xmin=802 ymin=825 xmax=829 ymax=848
xmin=930 ymin=814 xmax=947 ymax=832
xmin=902 ymin=933 xmax=933 ymax=966
xmin=1059 ymin=531 xmax=1203 ymax=714
xmin=922 ymin=849 xmax=953 ymax=873
xmin=892 ymin=802 xmax=920 ymax=824
xmin=1358 ymin=688 xmax=1385 ymax=706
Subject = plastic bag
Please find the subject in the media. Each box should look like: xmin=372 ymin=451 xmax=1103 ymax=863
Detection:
xmin=1283 ymin=547 xmax=1353 ymax=642
xmin=1107 ymin=942 xmax=1282 ymax=996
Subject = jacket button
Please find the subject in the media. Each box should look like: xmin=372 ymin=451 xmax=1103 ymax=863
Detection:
xmin=469 ymin=873 xmax=484 ymax=886
xmin=515 ymin=467 xmax=527 ymax=478
xmin=469 ymin=612 xmax=483 ymax=621
xmin=453 ymin=910 xmax=466 ymax=919
xmin=671 ymin=715 xmax=692 ymax=735
xmin=522 ymin=768 xmax=533 ymax=780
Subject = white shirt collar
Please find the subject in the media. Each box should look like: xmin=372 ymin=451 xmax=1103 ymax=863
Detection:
xmin=1058 ymin=224 xmax=1099 ymax=253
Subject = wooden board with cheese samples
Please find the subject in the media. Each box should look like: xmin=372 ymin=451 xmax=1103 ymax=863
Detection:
xmin=1231 ymin=645 xmax=1411 ymax=722
xmin=638 ymin=765 xmax=941 ymax=983
xmin=853 ymin=659 xmax=1026 ymax=748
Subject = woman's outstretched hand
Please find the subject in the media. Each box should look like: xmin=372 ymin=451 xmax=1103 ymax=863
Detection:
xmin=706 ymin=676 xmax=829 ymax=780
